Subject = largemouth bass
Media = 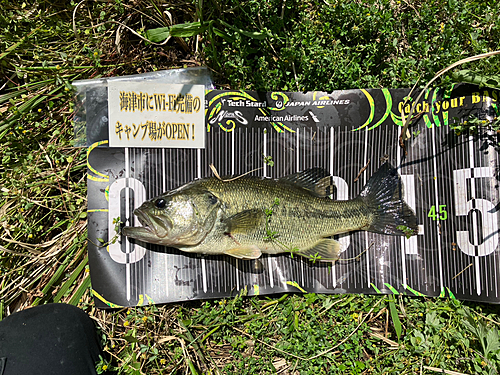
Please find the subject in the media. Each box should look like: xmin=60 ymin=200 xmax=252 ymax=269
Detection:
xmin=122 ymin=163 xmax=418 ymax=262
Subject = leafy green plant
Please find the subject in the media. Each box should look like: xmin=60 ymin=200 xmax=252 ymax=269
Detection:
xmin=263 ymin=154 xmax=275 ymax=167
xmin=264 ymin=197 xmax=280 ymax=241
xmin=461 ymin=307 xmax=500 ymax=374
xmin=263 ymin=198 xmax=308 ymax=260
xmin=397 ymin=224 xmax=416 ymax=239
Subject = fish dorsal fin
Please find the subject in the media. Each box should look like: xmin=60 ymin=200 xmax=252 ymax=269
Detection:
xmin=279 ymin=168 xmax=335 ymax=197
xmin=296 ymin=239 xmax=341 ymax=262
xmin=222 ymin=209 xmax=265 ymax=234
xmin=224 ymin=245 xmax=262 ymax=259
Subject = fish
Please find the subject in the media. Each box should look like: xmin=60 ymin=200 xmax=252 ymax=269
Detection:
xmin=122 ymin=163 xmax=418 ymax=262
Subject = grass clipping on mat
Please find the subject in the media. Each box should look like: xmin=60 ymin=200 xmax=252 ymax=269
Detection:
xmin=399 ymin=50 xmax=500 ymax=149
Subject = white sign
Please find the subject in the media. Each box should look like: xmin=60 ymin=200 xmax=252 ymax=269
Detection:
xmin=108 ymin=81 xmax=205 ymax=148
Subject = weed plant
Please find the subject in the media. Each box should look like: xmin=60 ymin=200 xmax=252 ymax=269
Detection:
xmin=1 ymin=0 xmax=500 ymax=374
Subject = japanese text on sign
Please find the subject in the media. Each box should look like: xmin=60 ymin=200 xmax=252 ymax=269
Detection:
xmin=108 ymin=82 xmax=205 ymax=149
xmin=115 ymin=121 xmax=194 ymax=141
xmin=119 ymin=92 xmax=202 ymax=114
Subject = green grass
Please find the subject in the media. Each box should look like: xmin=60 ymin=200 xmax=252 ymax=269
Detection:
xmin=92 ymin=293 xmax=500 ymax=374
xmin=2 ymin=0 xmax=500 ymax=374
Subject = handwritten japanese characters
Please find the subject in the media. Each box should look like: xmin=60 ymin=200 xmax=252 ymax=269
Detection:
xmin=108 ymin=82 xmax=205 ymax=148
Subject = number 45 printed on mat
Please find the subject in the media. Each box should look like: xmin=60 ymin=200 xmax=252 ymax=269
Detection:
xmin=428 ymin=205 xmax=448 ymax=221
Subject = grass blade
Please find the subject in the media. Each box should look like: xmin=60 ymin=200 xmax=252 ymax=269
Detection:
xmin=68 ymin=274 xmax=91 ymax=306
xmin=31 ymin=244 xmax=82 ymax=306
xmin=53 ymin=255 xmax=88 ymax=303
xmin=0 ymin=26 xmax=40 ymax=61
xmin=145 ymin=27 xmax=170 ymax=43
xmin=169 ymin=22 xmax=209 ymax=37
xmin=219 ymin=20 xmax=267 ymax=40
xmin=452 ymin=69 xmax=500 ymax=89
xmin=388 ymin=296 xmax=402 ymax=340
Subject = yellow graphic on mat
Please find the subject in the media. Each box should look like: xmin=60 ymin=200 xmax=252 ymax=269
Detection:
xmin=87 ymin=140 xmax=109 ymax=182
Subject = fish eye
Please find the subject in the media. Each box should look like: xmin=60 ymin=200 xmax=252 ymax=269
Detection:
xmin=207 ymin=193 xmax=218 ymax=205
xmin=155 ymin=198 xmax=166 ymax=209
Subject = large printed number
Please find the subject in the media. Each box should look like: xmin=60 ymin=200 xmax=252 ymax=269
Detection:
xmin=400 ymin=174 xmax=421 ymax=255
xmin=453 ymin=168 xmax=499 ymax=257
xmin=332 ymin=177 xmax=350 ymax=251
xmin=108 ymin=178 xmax=147 ymax=264
xmin=332 ymin=174 xmax=420 ymax=254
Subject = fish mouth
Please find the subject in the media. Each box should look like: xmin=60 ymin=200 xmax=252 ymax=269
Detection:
xmin=134 ymin=209 xmax=154 ymax=231
xmin=122 ymin=208 xmax=172 ymax=240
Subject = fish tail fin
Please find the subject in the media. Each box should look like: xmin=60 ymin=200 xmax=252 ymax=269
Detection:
xmin=359 ymin=162 xmax=418 ymax=236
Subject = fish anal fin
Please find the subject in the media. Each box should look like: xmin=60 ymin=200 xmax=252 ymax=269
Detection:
xmin=279 ymin=168 xmax=335 ymax=198
xmin=224 ymin=245 xmax=262 ymax=260
xmin=223 ymin=209 xmax=265 ymax=234
xmin=296 ymin=239 xmax=341 ymax=262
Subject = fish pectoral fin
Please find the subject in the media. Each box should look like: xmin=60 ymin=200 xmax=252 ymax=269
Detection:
xmin=279 ymin=168 xmax=335 ymax=198
xmin=223 ymin=209 xmax=265 ymax=234
xmin=296 ymin=239 xmax=341 ymax=262
xmin=224 ymin=245 xmax=262 ymax=260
